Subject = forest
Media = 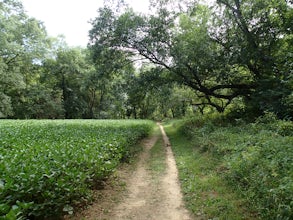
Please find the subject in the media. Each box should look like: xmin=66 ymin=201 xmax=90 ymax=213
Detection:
xmin=1 ymin=0 xmax=292 ymax=120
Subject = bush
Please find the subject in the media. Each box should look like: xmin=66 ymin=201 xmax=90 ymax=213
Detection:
xmin=178 ymin=116 xmax=293 ymax=219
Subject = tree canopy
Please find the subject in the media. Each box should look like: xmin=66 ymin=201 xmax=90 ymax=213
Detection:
xmin=89 ymin=0 xmax=293 ymax=118
xmin=1 ymin=0 xmax=292 ymax=119
xmin=0 ymin=0 xmax=49 ymax=117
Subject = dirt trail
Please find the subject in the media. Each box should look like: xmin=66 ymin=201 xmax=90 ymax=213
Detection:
xmin=70 ymin=123 xmax=192 ymax=220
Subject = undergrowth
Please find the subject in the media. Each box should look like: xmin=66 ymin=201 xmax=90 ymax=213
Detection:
xmin=167 ymin=113 xmax=293 ymax=219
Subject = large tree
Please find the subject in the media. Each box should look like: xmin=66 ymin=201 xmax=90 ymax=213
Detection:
xmin=42 ymin=48 xmax=91 ymax=119
xmin=89 ymin=0 xmax=292 ymax=117
xmin=213 ymin=0 xmax=293 ymax=117
xmin=0 ymin=0 xmax=49 ymax=118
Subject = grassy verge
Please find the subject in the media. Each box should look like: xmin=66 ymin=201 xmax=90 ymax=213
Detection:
xmin=148 ymin=127 xmax=166 ymax=177
xmin=164 ymin=114 xmax=293 ymax=220
xmin=164 ymin=121 xmax=254 ymax=220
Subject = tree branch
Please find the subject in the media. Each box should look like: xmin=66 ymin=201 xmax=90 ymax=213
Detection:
xmin=5 ymin=54 xmax=20 ymax=65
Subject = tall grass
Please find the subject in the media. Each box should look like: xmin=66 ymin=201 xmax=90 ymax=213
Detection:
xmin=171 ymin=114 xmax=293 ymax=219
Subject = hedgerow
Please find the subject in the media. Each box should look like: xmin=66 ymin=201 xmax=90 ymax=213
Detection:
xmin=178 ymin=115 xmax=293 ymax=219
xmin=0 ymin=120 xmax=154 ymax=219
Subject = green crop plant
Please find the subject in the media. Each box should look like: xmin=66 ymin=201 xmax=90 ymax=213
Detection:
xmin=0 ymin=120 xmax=154 ymax=219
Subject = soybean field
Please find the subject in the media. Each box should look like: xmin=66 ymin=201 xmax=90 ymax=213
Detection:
xmin=0 ymin=120 xmax=154 ymax=219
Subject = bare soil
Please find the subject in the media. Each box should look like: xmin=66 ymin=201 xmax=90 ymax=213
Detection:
xmin=68 ymin=123 xmax=192 ymax=220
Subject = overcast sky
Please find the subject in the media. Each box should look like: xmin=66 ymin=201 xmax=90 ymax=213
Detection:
xmin=21 ymin=0 xmax=214 ymax=48
xmin=21 ymin=0 xmax=150 ymax=47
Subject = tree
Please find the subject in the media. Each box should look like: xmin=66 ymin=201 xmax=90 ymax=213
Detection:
xmin=0 ymin=0 xmax=50 ymax=118
xmin=88 ymin=3 xmax=249 ymax=113
xmin=42 ymin=48 xmax=90 ymax=119
xmin=123 ymin=68 xmax=160 ymax=119
xmin=89 ymin=0 xmax=293 ymax=118
xmin=213 ymin=0 xmax=293 ymax=117
xmin=88 ymin=8 xmax=139 ymax=118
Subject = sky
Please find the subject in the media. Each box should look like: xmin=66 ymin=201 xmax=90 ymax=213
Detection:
xmin=21 ymin=0 xmax=150 ymax=47
xmin=21 ymin=0 xmax=214 ymax=48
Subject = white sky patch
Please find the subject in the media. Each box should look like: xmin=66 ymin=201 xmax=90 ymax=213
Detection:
xmin=21 ymin=0 xmax=214 ymax=47
xmin=21 ymin=0 xmax=151 ymax=47
xmin=127 ymin=0 xmax=150 ymax=13
xmin=22 ymin=0 xmax=103 ymax=47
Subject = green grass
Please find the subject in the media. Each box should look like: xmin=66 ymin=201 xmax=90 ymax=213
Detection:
xmin=165 ymin=115 xmax=293 ymax=220
xmin=0 ymin=119 xmax=154 ymax=219
xmin=164 ymin=121 xmax=259 ymax=220
xmin=148 ymin=127 xmax=166 ymax=177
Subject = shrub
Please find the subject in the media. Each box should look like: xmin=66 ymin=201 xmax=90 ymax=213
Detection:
xmin=178 ymin=116 xmax=293 ymax=219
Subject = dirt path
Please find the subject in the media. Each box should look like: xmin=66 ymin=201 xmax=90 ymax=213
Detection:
xmin=69 ymin=123 xmax=192 ymax=220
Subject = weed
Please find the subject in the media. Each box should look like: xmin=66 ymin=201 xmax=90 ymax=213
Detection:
xmin=164 ymin=122 xmax=253 ymax=219
xmin=166 ymin=116 xmax=293 ymax=219
xmin=148 ymin=129 xmax=166 ymax=176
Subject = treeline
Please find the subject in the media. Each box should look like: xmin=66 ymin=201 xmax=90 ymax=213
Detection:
xmin=1 ymin=0 xmax=292 ymax=120
xmin=0 ymin=0 xmax=195 ymax=119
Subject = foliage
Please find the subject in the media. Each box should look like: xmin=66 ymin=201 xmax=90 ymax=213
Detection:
xmin=1 ymin=0 xmax=292 ymax=120
xmin=0 ymin=120 xmax=154 ymax=219
xmin=123 ymin=66 xmax=195 ymax=120
xmin=176 ymin=115 xmax=293 ymax=219
xmin=41 ymin=48 xmax=92 ymax=119
xmin=0 ymin=0 xmax=50 ymax=118
xmin=213 ymin=0 xmax=293 ymax=118
xmin=88 ymin=0 xmax=293 ymax=118
xmin=164 ymin=120 xmax=255 ymax=219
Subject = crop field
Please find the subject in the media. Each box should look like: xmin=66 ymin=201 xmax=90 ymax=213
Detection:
xmin=0 ymin=119 xmax=154 ymax=219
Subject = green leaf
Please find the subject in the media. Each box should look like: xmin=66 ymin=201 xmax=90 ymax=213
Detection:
xmin=62 ymin=204 xmax=73 ymax=215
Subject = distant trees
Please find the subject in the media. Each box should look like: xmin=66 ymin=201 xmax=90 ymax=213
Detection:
xmin=41 ymin=48 xmax=88 ymax=118
xmin=1 ymin=0 xmax=292 ymax=119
